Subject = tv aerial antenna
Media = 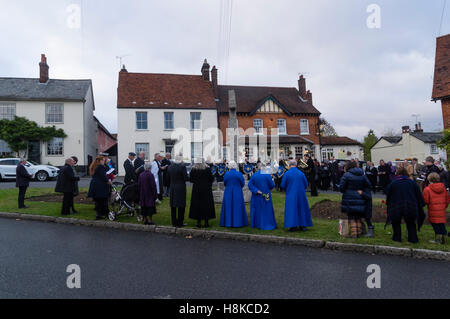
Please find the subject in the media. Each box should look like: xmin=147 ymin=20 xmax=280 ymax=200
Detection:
xmin=116 ymin=54 xmax=131 ymax=69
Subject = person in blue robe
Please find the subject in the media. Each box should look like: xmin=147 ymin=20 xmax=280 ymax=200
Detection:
xmin=248 ymin=165 xmax=277 ymax=230
xmin=281 ymin=160 xmax=313 ymax=231
xmin=220 ymin=161 xmax=248 ymax=228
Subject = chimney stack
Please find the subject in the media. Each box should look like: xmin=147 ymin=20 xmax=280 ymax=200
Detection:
xmin=414 ymin=122 xmax=423 ymax=133
xmin=201 ymin=59 xmax=210 ymax=81
xmin=306 ymin=90 xmax=313 ymax=105
xmin=402 ymin=126 xmax=410 ymax=134
xmin=39 ymin=54 xmax=49 ymax=83
xmin=298 ymin=75 xmax=307 ymax=99
xmin=211 ymin=66 xmax=218 ymax=98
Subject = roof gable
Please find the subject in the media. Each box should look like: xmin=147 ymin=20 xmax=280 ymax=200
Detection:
xmin=117 ymin=72 xmax=216 ymax=109
xmin=217 ymin=85 xmax=320 ymax=115
xmin=250 ymin=95 xmax=292 ymax=116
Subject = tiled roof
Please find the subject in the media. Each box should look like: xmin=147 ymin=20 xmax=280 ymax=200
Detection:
xmin=321 ymin=136 xmax=362 ymax=146
xmin=410 ymin=132 xmax=443 ymax=143
xmin=0 ymin=78 xmax=91 ymax=102
xmin=432 ymin=34 xmax=450 ymax=100
xmin=117 ymin=71 xmax=216 ymax=109
xmin=216 ymin=85 xmax=320 ymax=115
xmin=382 ymin=136 xmax=402 ymax=144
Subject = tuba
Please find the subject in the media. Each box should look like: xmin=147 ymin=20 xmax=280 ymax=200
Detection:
xmin=298 ymin=158 xmax=308 ymax=169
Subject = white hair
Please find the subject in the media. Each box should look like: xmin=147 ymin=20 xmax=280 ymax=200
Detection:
xmin=174 ymin=155 xmax=184 ymax=164
xmin=228 ymin=161 xmax=238 ymax=170
xmin=144 ymin=162 xmax=152 ymax=170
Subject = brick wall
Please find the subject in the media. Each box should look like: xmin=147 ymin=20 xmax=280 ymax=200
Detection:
xmin=218 ymin=113 xmax=320 ymax=144
xmin=442 ymin=98 xmax=450 ymax=130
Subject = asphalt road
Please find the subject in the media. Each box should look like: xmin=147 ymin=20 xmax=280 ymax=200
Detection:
xmin=0 ymin=218 xmax=448 ymax=299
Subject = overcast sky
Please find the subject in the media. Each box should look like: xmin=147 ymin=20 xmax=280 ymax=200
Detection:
xmin=0 ymin=0 xmax=448 ymax=140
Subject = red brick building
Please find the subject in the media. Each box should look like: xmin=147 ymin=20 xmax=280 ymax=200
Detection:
xmin=214 ymin=70 xmax=321 ymax=161
xmin=433 ymin=33 xmax=450 ymax=129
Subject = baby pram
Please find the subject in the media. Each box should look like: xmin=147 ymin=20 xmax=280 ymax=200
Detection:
xmin=108 ymin=181 xmax=143 ymax=222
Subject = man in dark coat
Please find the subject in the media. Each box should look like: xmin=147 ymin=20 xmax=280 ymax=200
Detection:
xmin=423 ymin=156 xmax=440 ymax=189
xmin=328 ymin=157 xmax=339 ymax=191
xmin=55 ymin=158 xmax=80 ymax=215
xmin=167 ymin=156 xmax=189 ymax=227
xmin=377 ymin=160 xmax=390 ymax=193
xmin=305 ymin=154 xmax=318 ymax=196
xmin=365 ymin=161 xmax=378 ymax=193
xmin=386 ymin=167 xmax=425 ymax=243
xmin=134 ymin=151 xmax=146 ymax=178
xmin=161 ymin=153 xmax=172 ymax=197
xmin=189 ymin=162 xmax=215 ymax=228
xmin=16 ymin=158 xmax=33 ymax=209
xmin=123 ymin=152 xmax=136 ymax=184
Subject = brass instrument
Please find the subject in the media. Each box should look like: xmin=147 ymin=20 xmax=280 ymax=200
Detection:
xmin=298 ymin=158 xmax=308 ymax=169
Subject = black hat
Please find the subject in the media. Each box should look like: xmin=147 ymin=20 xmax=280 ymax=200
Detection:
xmin=129 ymin=152 xmax=136 ymax=157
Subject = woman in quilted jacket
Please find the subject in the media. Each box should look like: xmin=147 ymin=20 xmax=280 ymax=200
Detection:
xmin=423 ymin=173 xmax=450 ymax=244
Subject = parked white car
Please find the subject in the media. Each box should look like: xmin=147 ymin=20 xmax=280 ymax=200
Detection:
xmin=0 ymin=158 xmax=59 ymax=182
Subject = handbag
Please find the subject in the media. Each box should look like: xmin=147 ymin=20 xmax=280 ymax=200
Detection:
xmin=339 ymin=219 xmax=350 ymax=237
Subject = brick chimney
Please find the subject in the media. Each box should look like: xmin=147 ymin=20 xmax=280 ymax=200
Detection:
xmin=211 ymin=65 xmax=218 ymax=98
xmin=414 ymin=122 xmax=424 ymax=133
xmin=298 ymin=75 xmax=307 ymax=99
xmin=39 ymin=54 xmax=49 ymax=83
xmin=306 ymin=90 xmax=313 ymax=105
xmin=120 ymin=64 xmax=128 ymax=73
xmin=201 ymin=59 xmax=210 ymax=81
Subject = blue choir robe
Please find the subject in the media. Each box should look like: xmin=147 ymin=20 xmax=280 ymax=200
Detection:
xmin=281 ymin=167 xmax=313 ymax=229
xmin=220 ymin=169 xmax=248 ymax=228
xmin=248 ymin=171 xmax=277 ymax=230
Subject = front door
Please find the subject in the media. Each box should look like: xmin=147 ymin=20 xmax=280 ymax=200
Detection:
xmin=28 ymin=140 xmax=41 ymax=164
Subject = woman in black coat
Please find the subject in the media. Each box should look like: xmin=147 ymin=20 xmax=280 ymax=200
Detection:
xmin=189 ymin=162 xmax=216 ymax=228
xmin=88 ymin=156 xmax=111 ymax=220
xmin=55 ymin=158 xmax=80 ymax=215
xmin=167 ymin=157 xmax=189 ymax=227
xmin=386 ymin=167 xmax=425 ymax=244
xmin=339 ymin=161 xmax=373 ymax=238
xmin=377 ymin=160 xmax=390 ymax=194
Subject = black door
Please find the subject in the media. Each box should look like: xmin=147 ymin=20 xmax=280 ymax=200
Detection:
xmin=28 ymin=140 xmax=41 ymax=164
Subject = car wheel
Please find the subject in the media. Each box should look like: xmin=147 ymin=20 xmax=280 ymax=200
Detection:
xmin=36 ymin=171 xmax=49 ymax=182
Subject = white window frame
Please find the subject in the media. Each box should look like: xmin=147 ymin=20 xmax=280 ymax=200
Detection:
xmin=277 ymin=119 xmax=287 ymax=135
xmin=136 ymin=112 xmax=148 ymax=130
xmin=430 ymin=144 xmax=438 ymax=154
xmin=191 ymin=142 xmax=203 ymax=160
xmin=321 ymin=148 xmax=334 ymax=161
xmin=45 ymin=103 xmax=64 ymax=124
xmin=164 ymin=112 xmax=174 ymax=130
xmin=253 ymin=119 xmax=263 ymax=135
xmin=135 ymin=143 xmax=149 ymax=160
xmin=46 ymin=137 xmax=64 ymax=156
xmin=190 ymin=112 xmax=202 ymax=130
xmin=300 ymin=119 xmax=309 ymax=135
xmin=0 ymin=103 xmax=16 ymax=120
xmin=295 ymin=146 xmax=303 ymax=159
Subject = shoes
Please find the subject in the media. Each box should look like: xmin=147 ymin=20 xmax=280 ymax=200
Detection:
xmin=288 ymin=227 xmax=298 ymax=232
xmin=71 ymin=210 xmax=78 ymax=214
xmin=365 ymin=226 xmax=375 ymax=238
xmin=95 ymin=216 xmax=103 ymax=220
xmin=196 ymin=222 xmax=202 ymax=228
xmin=430 ymin=235 xmax=442 ymax=244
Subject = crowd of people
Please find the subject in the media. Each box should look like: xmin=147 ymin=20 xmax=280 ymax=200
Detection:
xmin=13 ymin=150 xmax=449 ymax=245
